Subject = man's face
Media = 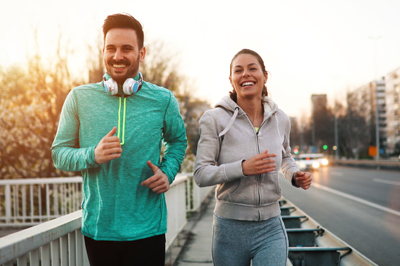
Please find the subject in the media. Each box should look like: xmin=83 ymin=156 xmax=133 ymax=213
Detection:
xmin=103 ymin=28 xmax=146 ymax=84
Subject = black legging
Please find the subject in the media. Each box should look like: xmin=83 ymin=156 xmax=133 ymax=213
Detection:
xmin=84 ymin=234 xmax=165 ymax=266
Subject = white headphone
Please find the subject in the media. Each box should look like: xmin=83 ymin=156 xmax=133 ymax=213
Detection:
xmin=103 ymin=72 xmax=143 ymax=95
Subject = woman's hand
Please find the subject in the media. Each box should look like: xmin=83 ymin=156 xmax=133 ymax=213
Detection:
xmin=242 ymin=150 xmax=277 ymax=176
xmin=293 ymin=171 xmax=312 ymax=190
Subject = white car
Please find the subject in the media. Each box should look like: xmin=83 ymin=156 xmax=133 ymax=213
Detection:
xmin=295 ymin=153 xmax=328 ymax=171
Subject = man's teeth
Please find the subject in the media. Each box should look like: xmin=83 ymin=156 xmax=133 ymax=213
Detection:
xmin=113 ymin=64 xmax=126 ymax=68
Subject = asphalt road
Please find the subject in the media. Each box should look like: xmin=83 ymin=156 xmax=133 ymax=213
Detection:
xmin=280 ymin=166 xmax=400 ymax=266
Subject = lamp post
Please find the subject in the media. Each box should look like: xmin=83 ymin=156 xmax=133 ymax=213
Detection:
xmin=334 ymin=101 xmax=339 ymax=160
xmin=332 ymin=75 xmax=340 ymax=160
xmin=375 ymin=83 xmax=380 ymax=169
xmin=369 ymin=36 xmax=382 ymax=169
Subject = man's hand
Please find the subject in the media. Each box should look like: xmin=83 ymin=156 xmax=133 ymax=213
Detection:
xmin=293 ymin=171 xmax=312 ymax=190
xmin=94 ymin=127 xmax=122 ymax=164
xmin=242 ymin=150 xmax=277 ymax=176
xmin=141 ymin=161 xmax=170 ymax=194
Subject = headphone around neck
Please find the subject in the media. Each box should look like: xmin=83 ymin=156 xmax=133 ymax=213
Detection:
xmin=103 ymin=72 xmax=143 ymax=95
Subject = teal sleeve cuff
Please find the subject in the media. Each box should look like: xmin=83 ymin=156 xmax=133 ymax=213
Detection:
xmin=87 ymin=146 xmax=101 ymax=168
xmin=159 ymin=167 xmax=174 ymax=184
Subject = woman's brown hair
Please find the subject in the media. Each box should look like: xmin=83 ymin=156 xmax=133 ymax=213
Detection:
xmin=229 ymin=49 xmax=268 ymax=102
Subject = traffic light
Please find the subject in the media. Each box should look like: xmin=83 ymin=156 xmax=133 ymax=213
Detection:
xmin=293 ymin=148 xmax=299 ymax=154
xmin=323 ymin=145 xmax=328 ymax=150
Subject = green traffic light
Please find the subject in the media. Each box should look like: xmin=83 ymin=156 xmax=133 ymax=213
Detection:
xmin=323 ymin=145 xmax=328 ymax=150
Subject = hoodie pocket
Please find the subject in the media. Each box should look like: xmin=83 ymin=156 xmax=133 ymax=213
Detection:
xmin=216 ymin=178 xmax=240 ymax=201
xmin=259 ymin=171 xmax=281 ymax=206
xmin=216 ymin=177 xmax=258 ymax=205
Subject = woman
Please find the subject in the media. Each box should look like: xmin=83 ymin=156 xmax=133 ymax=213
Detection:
xmin=194 ymin=49 xmax=312 ymax=266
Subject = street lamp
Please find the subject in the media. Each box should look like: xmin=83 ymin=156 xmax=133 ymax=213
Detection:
xmin=369 ymin=36 xmax=382 ymax=169
xmin=375 ymin=81 xmax=380 ymax=169
xmin=334 ymin=101 xmax=339 ymax=160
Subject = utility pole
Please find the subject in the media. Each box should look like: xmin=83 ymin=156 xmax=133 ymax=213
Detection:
xmin=334 ymin=101 xmax=339 ymax=160
xmin=369 ymin=36 xmax=382 ymax=169
xmin=312 ymin=119 xmax=316 ymax=153
xmin=332 ymin=76 xmax=340 ymax=160
xmin=375 ymin=83 xmax=380 ymax=170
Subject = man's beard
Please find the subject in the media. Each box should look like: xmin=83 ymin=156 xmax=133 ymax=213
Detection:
xmin=105 ymin=55 xmax=140 ymax=84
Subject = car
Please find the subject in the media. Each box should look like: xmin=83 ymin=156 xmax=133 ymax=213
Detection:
xmin=318 ymin=156 xmax=329 ymax=167
xmin=295 ymin=153 xmax=328 ymax=171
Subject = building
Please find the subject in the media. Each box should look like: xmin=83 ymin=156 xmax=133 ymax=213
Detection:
xmin=385 ymin=67 xmax=400 ymax=155
xmin=347 ymin=78 xmax=387 ymax=155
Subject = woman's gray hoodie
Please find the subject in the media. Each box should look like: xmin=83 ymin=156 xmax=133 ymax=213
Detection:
xmin=194 ymin=95 xmax=299 ymax=221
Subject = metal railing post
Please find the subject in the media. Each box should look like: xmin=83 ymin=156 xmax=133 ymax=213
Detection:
xmin=5 ymin=184 xmax=11 ymax=223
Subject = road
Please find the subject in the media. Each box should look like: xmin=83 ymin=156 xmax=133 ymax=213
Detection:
xmin=280 ymin=166 xmax=400 ymax=266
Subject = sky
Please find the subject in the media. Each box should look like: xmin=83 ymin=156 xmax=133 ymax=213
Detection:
xmin=1 ymin=0 xmax=400 ymax=118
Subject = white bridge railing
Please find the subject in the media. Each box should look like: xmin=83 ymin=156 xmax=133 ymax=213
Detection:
xmin=0 ymin=173 xmax=214 ymax=266
xmin=0 ymin=177 xmax=83 ymax=226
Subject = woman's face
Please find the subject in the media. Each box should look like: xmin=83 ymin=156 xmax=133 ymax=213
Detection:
xmin=229 ymin=53 xmax=267 ymax=100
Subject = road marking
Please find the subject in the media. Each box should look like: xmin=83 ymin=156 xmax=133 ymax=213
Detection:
xmin=373 ymin=178 xmax=400 ymax=186
xmin=312 ymin=183 xmax=400 ymax=217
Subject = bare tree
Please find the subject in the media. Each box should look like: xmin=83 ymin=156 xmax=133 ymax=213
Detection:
xmin=0 ymin=33 xmax=82 ymax=179
xmin=87 ymin=34 xmax=105 ymax=84
xmin=0 ymin=34 xmax=202 ymax=179
xmin=140 ymin=40 xmax=185 ymax=95
xmin=338 ymin=96 xmax=370 ymax=159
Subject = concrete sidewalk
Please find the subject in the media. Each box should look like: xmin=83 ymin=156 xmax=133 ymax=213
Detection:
xmin=168 ymin=194 xmax=293 ymax=266
xmin=170 ymin=194 xmax=215 ymax=266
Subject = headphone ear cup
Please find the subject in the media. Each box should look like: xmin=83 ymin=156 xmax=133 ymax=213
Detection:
xmin=104 ymin=78 xmax=118 ymax=95
xmin=123 ymin=78 xmax=139 ymax=95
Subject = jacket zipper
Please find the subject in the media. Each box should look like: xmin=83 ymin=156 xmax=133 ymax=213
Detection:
xmin=256 ymin=131 xmax=261 ymax=208
xmin=117 ymin=95 xmax=127 ymax=145
xmin=243 ymin=113 xmax=263 ymax=208
xmin=245 ymin=112 xmax=274 ymax=210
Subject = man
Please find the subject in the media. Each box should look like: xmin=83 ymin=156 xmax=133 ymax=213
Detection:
xmin=51 ymin=13 xmax=187 ymax=266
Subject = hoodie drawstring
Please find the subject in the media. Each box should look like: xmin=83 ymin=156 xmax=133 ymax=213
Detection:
xmin=218 ymin=107 xmax=240 ymax=138
xmin=118 ymin=96 xmax=126 ymax=145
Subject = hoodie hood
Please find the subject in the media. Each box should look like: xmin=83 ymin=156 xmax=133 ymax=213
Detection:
xmin=215 ymin=95 xmax=280 ymax=138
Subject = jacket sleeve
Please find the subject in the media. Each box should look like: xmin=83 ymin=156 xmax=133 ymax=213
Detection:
xmin=159 ymin=93 xmax=188 ymax=184
xmin=51 ymin=90 xmax=100 ymax=172
xmin=279 ymin=113 xmax=299 ymax=185
xmin=194 ymin=111 xmax=245 ymax=187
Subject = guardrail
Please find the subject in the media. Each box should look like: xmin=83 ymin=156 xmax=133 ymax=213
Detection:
xmin=0 ymin=211 xmax=87 ymax=266
xmin=0 ymin=177 xmax=83 ymax=226
xmin=0 ymin=174 xmax=214 ymax=266
xmin=331 ymin=159 xmax=400 ymax=171
xmin=280 ymin=198 xmax=378 ymax=266
xmin=0 ymin=174 xmax=212 ymax=228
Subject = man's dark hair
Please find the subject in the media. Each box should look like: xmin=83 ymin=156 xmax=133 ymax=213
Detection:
xmin=102 ymin=13 xmax=144 ymax=49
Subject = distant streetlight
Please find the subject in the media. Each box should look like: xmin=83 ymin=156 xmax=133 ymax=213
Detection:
xmin=374 ymin=81 xmax=380 ymax=170
xmin=331 ymin=75 xmax=340 ymax=160
xmin=334 ymin=102 xmax=339 ymax=159
xmin=369 ymin=36 xmax=382 ymax=169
